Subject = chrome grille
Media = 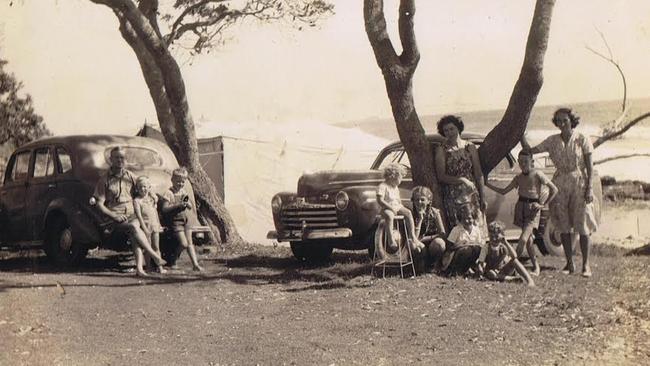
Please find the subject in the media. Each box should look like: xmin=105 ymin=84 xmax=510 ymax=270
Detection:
xmin=280 ymin=203 xmax=339 ymax=230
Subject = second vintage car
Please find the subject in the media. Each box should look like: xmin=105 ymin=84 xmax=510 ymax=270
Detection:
xmin=268 ymin=133 xmax=602 ymax=262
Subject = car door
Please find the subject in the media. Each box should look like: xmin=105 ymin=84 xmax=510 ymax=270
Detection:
xmin=26 ymin=146 xmax=57 ymax=240
xmin=0 ymin=150 xmax=31 ymax=243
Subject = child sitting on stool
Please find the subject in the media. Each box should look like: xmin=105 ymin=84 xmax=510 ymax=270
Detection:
xmin=161 ymin=168 xmax=204 ymax=272
xmin=376 ymin=163 xmax=425 ymax=255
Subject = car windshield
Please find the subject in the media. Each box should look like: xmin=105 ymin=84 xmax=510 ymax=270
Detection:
xmin=376 ymin=144 xmax=515 ymax=175
xmin=104 ymin=146 xmax=163 ymax=169
xmin=376 ymin=148 xmax=411 ymax=173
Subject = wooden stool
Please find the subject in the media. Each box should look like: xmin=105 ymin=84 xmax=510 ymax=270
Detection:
xmin=371 ymin=215 xmax=416 ymax=278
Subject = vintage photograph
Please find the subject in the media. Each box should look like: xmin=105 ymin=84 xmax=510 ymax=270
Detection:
xmin=1 ymin=1 xmax=649 ymax=364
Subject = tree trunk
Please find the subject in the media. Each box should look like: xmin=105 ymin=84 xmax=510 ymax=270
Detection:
xmin=479 ymin=0 xmax=556 ymax=174
xmin=92 ymin=0 xmax=241 ymax=244
xmin=364 ymin=0 xmax=441 ymax=209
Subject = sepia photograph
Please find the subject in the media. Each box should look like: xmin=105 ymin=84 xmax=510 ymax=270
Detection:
xmin=1 ymin=0 xmax=649 ymax=364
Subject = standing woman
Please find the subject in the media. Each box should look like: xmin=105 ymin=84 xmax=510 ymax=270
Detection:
xmin=434 ymin=115 xmax=487 ymax=232
xmin=521 ymin=108 xmax=597 ymax=277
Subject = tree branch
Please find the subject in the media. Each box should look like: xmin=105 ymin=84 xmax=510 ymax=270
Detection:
xmin=479 ymin=0 xmax=555 ymax=174
xmin=585 ymin=28 xmax=627 ymax=112
xmin=595 ymin=153 xmax=650 ymax=165
xmin=397 ymin=0 xmax=419 ymax=69
xmin=364 ymin=0 xmax=399 ymax=72
xmin=593 ymin=112 xmax=650 ymax=148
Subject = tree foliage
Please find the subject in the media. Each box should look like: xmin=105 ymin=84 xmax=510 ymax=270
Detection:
xmin=0 ymin=58 xmax=50 ymax=147
xmin=161 ymin=0 xmax=334 ymax=54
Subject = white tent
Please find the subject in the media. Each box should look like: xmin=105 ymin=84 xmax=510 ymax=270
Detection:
xmin=194 ymin=121 xmax=390 ymax=244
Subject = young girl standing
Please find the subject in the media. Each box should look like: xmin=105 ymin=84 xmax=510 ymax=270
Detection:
xmin=133 ymin=176 xmax=166 ymax=274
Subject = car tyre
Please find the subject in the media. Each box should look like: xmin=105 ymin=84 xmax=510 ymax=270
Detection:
xmin=542 ymin=219 xmax=578 ymax=257
xmin=44 ymin=216 xmax=88 ymax=267
xmin=290 ymin=241 xmax=333 ymax=263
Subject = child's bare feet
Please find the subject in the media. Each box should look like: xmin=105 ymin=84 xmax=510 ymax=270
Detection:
xmin=193 ymin=265 xmax=204 ymax=272
xmin=561 ymin=262 xmax=575 ymax=275
xmin=526 ymin=279 xmax=536 ymax=287
xmin=157 ymin=266 xmax=167 ymax=274
xmin=410 ymin=239 xmax=425 ymax=254
xmin=531 ymin=265 xmax=541 ymax=276
xmin=153 ymin=256 xmax=167 ymax=267
xmin=136 ymin=270 xmax=149 ymax=277
xmin=387 ymin=241 xmax=399 ymax=253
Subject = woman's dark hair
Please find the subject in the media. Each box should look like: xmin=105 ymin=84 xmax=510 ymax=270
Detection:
xmin=437 ymin=115 xmax=464 ymax=136
xmin=552 ymin=107 xmax=580 ymax=128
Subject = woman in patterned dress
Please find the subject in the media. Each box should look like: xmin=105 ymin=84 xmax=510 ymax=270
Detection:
xmin=434 ymin=115 xmax=487 ymax=233
xmin=521 ymin=108 xmax=597 ymax=277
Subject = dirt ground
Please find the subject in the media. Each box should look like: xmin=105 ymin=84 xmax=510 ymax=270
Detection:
xmin=1 ymin=238 xmax=649 ymax=366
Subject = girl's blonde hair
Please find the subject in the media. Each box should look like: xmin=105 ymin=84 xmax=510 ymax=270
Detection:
xmin=383 ymin=163 xmax=405 ymax=180
xmin=136 ymin=175 xmax=150 ymax=188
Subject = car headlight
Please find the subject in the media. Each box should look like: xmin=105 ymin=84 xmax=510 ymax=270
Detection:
xmin=335 ymin=191 xmax=349 ymax=211
xmin=271 ymin=195 xmax=282 ymax=214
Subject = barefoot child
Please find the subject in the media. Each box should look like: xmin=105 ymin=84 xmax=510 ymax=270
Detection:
xmin=441 ymin=202 xmax=484 ymax=275
xmin=484 ymin=150 xmax=558 ymax=275
xmin=376 ymin=163 xmax=425 ymax=255
xmin=484 ymin=221 xmax=535 ymax=287
xmin=161 ymin=168 xmax=204 ymax=271
xmin=411 ymin=186 xmax=447 ymax=268
xmin=133 ymin=176 xmax=165 ymax=274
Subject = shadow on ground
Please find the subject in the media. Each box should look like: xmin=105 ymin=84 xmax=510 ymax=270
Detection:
xmin=0 ymin=248 xmax=380 ymax=293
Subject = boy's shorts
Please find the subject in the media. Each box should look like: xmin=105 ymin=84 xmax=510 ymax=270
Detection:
xmin=170 ymin=214 xmax=191 ymax=232
xmin=514 ymin=198 xmax=541 ymax=229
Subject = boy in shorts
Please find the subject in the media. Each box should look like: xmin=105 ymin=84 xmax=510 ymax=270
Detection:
xmin=485 ymin=150 xmax=558 ymax=275
xmin=161 ymin=168 xmax=203 ymax=271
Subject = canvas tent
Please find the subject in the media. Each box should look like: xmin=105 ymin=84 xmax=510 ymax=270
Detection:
xmin=138 ymin=121 xmax=389 ymax=244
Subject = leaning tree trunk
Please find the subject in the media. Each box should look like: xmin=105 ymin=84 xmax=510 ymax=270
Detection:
xmin=364 ymin=0 xmax=442 ymax=209
xmin=478 ymin=0 xmax=556 ymax=174
xmin=92 ymin=0 xmax=241 ymax=244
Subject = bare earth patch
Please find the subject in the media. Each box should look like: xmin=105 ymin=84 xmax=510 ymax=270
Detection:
xmin=1 ymin=238 xmax=649 ymax=366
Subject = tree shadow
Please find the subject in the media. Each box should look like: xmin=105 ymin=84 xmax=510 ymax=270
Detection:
xmin=0 ymin=250 xmax=132 ymax=274
xmin=0 ymin=249 xmax=378 ymax=293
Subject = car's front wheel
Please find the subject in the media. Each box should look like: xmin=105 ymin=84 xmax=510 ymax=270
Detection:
xmin=290 ymin=241 xmax=333 ymax=263
xmin=44 ymin=216 xmax=88 ymax=267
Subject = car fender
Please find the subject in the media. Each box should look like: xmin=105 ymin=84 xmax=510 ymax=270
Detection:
xmin=335 ymin=186 xmax=382 ymax=238
xmin=43 ymin=198 xmax=101 ymax=245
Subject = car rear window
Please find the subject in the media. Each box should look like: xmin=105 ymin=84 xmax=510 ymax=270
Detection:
xmin=104 ymin=146 xmax=163 ymax=169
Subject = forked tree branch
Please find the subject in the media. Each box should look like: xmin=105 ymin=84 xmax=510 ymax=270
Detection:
xmin=593 ymin=112 xmax=650 ymax=148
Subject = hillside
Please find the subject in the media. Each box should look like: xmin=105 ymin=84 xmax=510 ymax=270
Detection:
xmin=336 ymin=97 xmax=650 ymax=141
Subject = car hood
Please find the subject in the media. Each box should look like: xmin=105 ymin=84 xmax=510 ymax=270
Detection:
xmin=297 ymin=169 xmax=384 ymax=197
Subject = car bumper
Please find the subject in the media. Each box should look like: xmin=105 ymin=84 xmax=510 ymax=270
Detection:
xmin=267 ymin=228 xmax=352 ymax=242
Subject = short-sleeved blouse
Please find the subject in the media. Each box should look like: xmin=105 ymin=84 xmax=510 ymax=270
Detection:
xmin=536 ymin=131 xmax=593 ymax=177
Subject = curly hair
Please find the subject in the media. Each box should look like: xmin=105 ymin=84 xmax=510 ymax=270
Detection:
xmin=487 ymin=220 xmax=506 ymax=237
xmin=411 ymin=186 xmax=433 ymax=204
xmin=437 ymin=115 xmax=465 ymax=137
xmin=552 ymin=107 xmax=580 ymax=128
xmin=382 ymin=163 xmax=405 ymax=180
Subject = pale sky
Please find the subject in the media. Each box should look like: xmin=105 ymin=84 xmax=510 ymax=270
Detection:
xmin=1 ymin=0 xmax=649 ymax=135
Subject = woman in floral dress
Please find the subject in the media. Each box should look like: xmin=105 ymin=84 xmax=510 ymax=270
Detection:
xmin=434 ymin=115 xmax=487 ymax=232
